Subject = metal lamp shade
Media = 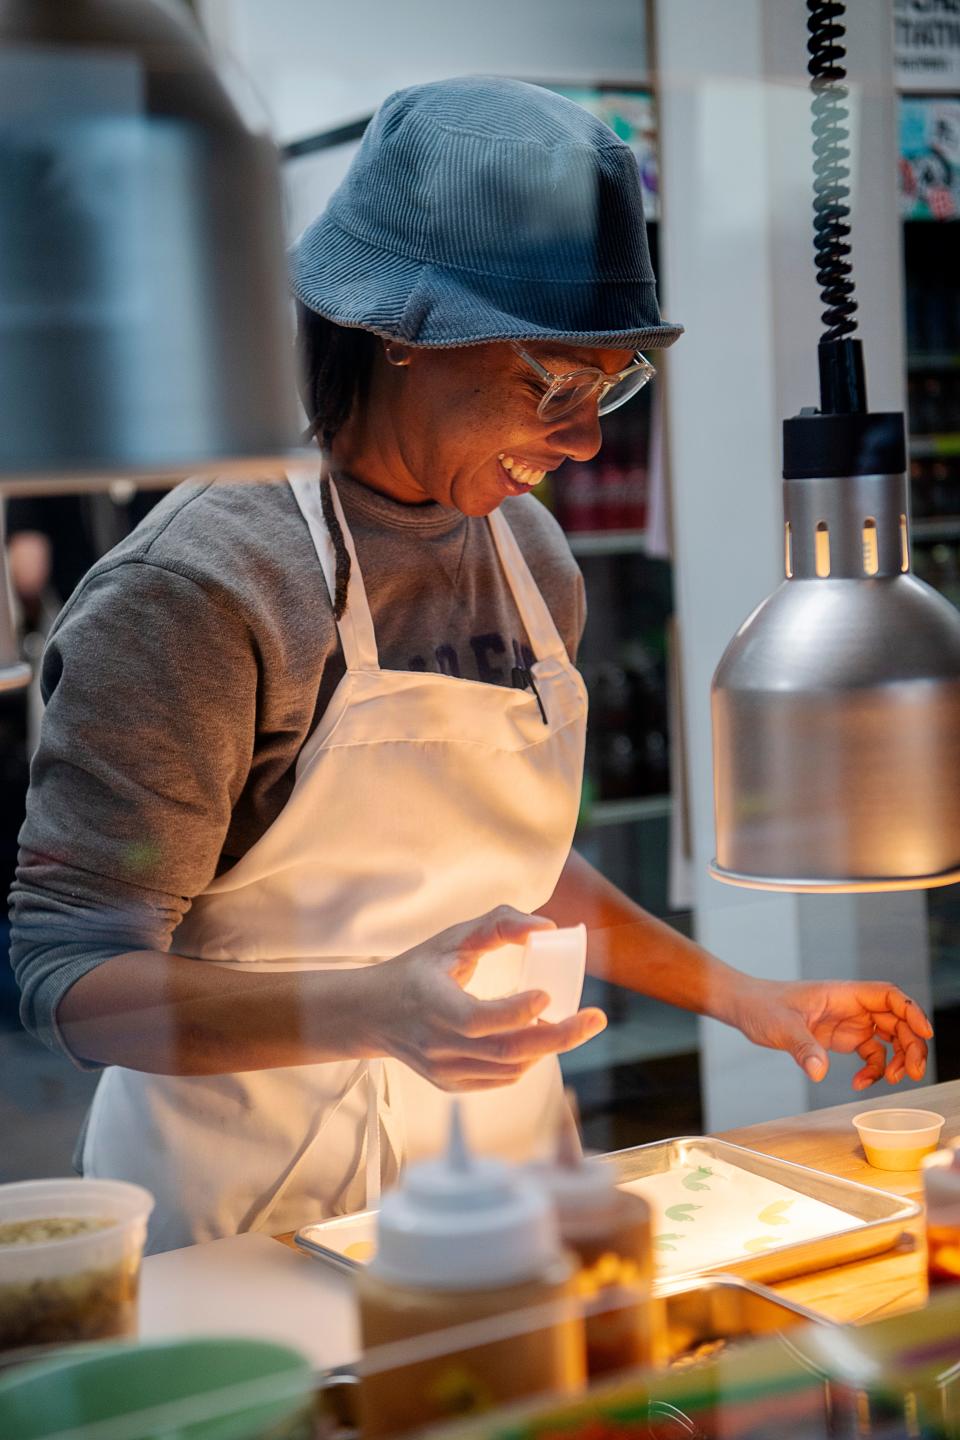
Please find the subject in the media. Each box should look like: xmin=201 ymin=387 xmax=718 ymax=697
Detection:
xmin=711 ymin=464 xmax=960 ymax=892
xmin=0 ymin=0 xmax=302 ymax=493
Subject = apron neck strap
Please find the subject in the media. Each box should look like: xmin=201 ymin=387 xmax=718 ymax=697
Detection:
xmin=288 ymin=467 xmax=380 ymax=673
xmin=486 ymin=508 xmax=569 ymax=663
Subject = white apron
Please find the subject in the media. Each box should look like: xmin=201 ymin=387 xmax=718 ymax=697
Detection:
xmin=83 ymin=471 xmax=588 ymax=1253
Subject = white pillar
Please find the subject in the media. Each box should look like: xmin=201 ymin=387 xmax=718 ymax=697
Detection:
xmin=656 ymin=0 xmax=933 ymax=1129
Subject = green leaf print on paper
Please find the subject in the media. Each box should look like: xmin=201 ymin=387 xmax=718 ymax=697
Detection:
xmin=757 ymin=1200 xmax=795 ymax=1227
xmin=653 ymin=1233 xmax=684 ymax=1252
xmin=743 ymin=1236 xmax=778 ymax=1253
xmin=665 ymin=1203 xmax=703 ymax=1223
xmin=682 ymin=1167 xmax=713 ymax=1192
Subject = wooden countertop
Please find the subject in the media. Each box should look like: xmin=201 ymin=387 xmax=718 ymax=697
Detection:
xmin=718 ymin=1078 xmax=960 ymax=1325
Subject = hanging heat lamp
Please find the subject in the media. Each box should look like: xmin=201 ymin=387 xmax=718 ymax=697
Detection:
xmin=710 ymin=0 xmax=960 ymax=893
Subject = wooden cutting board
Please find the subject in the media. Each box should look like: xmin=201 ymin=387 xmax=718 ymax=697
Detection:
xmin=139 ymin=1232 xmax=360 ymax=1370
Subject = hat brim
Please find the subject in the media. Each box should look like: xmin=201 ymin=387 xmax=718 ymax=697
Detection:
xmin=291 ymin=220 xmax=683 ymax=352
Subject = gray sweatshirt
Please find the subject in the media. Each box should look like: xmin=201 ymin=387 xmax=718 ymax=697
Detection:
xmin=9 ymin=472 xmax=585 ymax=1066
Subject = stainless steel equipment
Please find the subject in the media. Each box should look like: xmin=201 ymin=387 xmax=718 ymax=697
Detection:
xmin=605 ymin=1136 xmax=920 ymax=1287
xmin=711 ymin=464 xmax=960 ymax=891
xmin=0 ymin=0 xmax=302 ymax=493
xmin=710 ymin=2 xmax=960 ymax=890
xmin=656 ymin=1273 xmax=831 ymax=1364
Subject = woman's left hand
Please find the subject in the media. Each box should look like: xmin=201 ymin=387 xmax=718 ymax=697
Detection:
xmin=730 ymin=978 xmax=933 ymax=1090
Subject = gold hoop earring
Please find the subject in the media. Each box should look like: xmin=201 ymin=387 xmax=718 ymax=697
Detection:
xmin=384 ymin=342 xmax=411 ymax=368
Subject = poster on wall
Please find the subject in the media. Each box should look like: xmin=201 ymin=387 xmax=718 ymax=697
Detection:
xmin=895 ymin=0 xmax=960 ymax=92
xmin=552 ymin=88 xmax=659 ymax=221
xmin=899 ymin=95 xmax=960 ymax=219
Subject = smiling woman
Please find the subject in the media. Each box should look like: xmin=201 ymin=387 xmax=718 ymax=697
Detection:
xmin=326 ymin=339 xmax=640 ymax=516
xmin=510 ymin=344 xmax=656 ymax=422
xmin=9 ymin=74 xmax=931 ymax=1257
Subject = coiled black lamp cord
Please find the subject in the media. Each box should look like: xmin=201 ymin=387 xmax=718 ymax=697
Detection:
xmin=806 ymin=0 xmax=867 ymax=415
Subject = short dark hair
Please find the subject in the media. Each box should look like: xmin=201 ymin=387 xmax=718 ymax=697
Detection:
xmin=295 ymin=303 xmax=377 ymax=446
xmin=295 ymin=304 xmax=378 ymax=621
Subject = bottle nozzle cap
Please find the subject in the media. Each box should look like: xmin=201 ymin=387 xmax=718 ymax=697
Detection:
xmin=554 ymin=1089 xmax=583 ymax=1170
xmin=371 ymin=1102 xmax=562 ymax=1291
xmin=448 ymin=1100 xmax=471 ymax=1174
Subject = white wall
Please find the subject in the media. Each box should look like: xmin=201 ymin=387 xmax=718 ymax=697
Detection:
xmin=658 ymin=0 xmax=932 ymax=1127
xmin=198 ymin=0 xmax=651 ymax=244
xmin=198 ymin=0 xmax=648 ymax=142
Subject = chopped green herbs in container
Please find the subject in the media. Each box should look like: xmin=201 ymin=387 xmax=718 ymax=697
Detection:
xmin=0 ymin=1180 xmax=153 ymax=1353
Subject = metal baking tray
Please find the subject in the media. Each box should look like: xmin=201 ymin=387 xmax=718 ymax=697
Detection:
xmin=296 ymin=1135 xmax=919 ymax=1289
xmin=658 ymin=1273 xmax=831 ymax=1366
xmin=604 ymin=1135 xmax=921 ymax=1287
xmin=296 ymin=1210 xmax=377 ymax=1273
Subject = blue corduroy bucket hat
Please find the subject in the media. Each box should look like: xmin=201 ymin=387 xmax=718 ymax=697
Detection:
xmin=291 ymin=75 xmax=683 ymax=351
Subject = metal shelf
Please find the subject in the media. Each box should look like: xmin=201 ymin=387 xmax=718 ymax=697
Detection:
xmin=581 ymin=795 xmax=672 ymax=828
xmin=908 ymin=354 xmax=960 ymax=372
xmin=912 ymin=517 xmax=960 ymax=542
xmin=910 ymin=434 xmax=960 ymax=458
xmin=566 ymin=530 xmax=650 ymax=556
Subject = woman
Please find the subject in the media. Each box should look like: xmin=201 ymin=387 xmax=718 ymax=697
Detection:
xmin=10 ymin=77 xmax=931 ymax=1253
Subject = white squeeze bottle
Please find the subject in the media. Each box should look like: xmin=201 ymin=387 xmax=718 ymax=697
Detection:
xmin=355 ymin=1105 xmax=586 ymax=1438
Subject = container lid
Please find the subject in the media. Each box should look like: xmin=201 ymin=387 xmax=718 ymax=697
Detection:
xmin=529 ymin=1155 xmax=621 ymax=1223
xmin=528 ymin=1091 xmax=622 ymax=1230
xmin=924 ymin=1144 xmax=960 ymax=1202
xmin=369 ymin=1105 xmax=562 ymax=1291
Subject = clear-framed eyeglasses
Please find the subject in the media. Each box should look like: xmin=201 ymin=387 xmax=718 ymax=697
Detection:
xmin=512 ymin=344 xmax=656 ymax=423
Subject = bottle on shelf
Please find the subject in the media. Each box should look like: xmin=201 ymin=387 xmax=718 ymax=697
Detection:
xmin=910 ymin=457 xmax=934 ymax=518
xmin=930 ymin=460 xmax=959 ymax=516
xmin=556 ymin=464 xmax=602 ymax=533
xmin=591 ymin=662 xmax=637 ymax=801
xmin=584 ymin=644 xmax=671 ymax=806
xmin=904 ymin=237 xmax=960 ymax=360
xmin=553 ymin=432 xmax=650 ymax=538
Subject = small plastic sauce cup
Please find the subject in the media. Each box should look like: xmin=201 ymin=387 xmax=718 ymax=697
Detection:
xmin=465 ymin=924 xmax=587 ymax=1023
xmin=852 ymin=1109 xmax=946 ymax=1170
xmin=521 ymin=924 xmax=587 ymax=1023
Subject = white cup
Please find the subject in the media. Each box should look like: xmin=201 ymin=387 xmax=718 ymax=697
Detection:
xmin=464 ymin=924 xmax=588 ymax=1023
xmin=521 ymin=924 xmax=587 ymax=1023
xmin=852 ymin=1108 xmax=945 ymax=1170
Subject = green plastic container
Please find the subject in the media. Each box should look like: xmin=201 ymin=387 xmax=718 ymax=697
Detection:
xmin=0 ymin=1335 xmax=314 ymax=1440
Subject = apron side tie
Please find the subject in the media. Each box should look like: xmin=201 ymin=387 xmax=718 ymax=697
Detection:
xmin=239 ymin=1059 xmax=368 ymax=1235
xmin=366 ymin=1058 xmax=383 ymax=1210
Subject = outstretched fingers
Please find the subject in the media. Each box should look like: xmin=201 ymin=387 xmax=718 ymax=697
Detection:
xmin=852 ymin=1035 xmax=887 ymax=1091
xmin=458 ymin=906 xmax=556 ymax=958
xmin=443 ymin=906 xmax=556 ymax=989
xmin=456 ymin=987 xmax=553 ymax=1037
xmin=456 ymin=1007 xmax=607 ymax=1065
xmin=865 ymin=1012 xmax=928 ymax=1083
xmin=866 ymin=987 xmax=933 ymax=1041
xmin=892 ymin=1017 xmax=928 ymax=1081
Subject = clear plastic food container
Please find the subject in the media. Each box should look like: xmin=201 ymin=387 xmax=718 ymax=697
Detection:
xmin=0 ymin=1178 xmax=154 ymax=1354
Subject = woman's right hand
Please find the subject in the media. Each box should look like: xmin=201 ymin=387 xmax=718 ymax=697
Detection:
xmin=356 ymin=906 xmax=607 ymax=1091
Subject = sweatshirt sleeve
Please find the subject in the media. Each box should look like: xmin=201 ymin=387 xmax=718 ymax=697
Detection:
xmin=8 ymin=558 xmax=259 ymax=1067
